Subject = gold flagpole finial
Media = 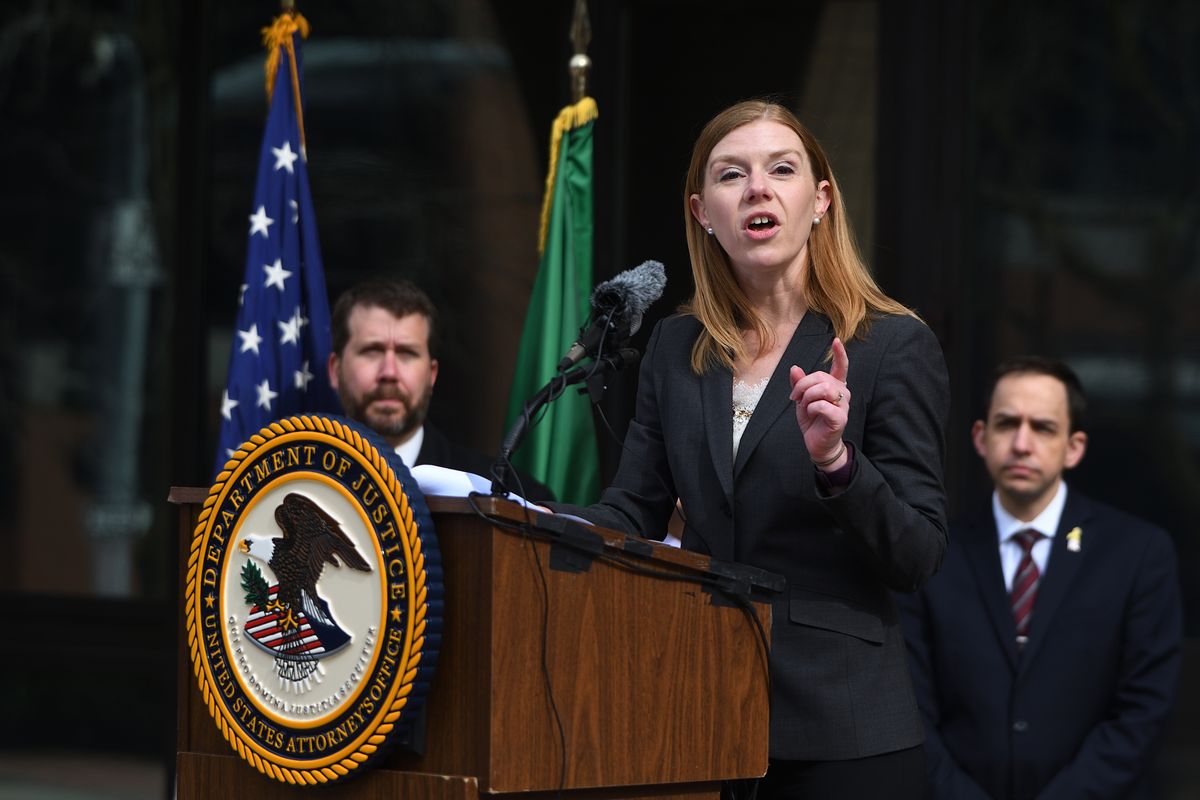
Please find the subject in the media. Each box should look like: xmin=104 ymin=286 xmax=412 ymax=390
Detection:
xmin=261 ymin=6 xmax=311 ymax=153
xmin=569 ymin=0 xmax=591 ymax=102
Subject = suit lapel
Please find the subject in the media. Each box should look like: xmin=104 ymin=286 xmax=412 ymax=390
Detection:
xmin=960 ymin=513 xmax=1021 ymax=671
xmin=1020 ymin=491 xmax=1093 ymax=668
xmin=732 ymin=312 xmax=832 ymax=476
xmin=701 ymin=366 xmax=735 ymax=500
xmin=413 ymin=424 xmax=445 ymax=467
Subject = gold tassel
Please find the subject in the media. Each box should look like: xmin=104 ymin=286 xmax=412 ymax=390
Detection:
xmin=261 ymin=12 xmax=312 ymax=155
xmin=537 ymin=96 xmax=599 ymax=255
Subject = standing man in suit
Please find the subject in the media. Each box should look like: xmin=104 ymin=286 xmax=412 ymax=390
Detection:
xmin=328 ymin=278 xmax=554 ymax=501
xmin=898 ymin=357 xmax=1182 ymax=799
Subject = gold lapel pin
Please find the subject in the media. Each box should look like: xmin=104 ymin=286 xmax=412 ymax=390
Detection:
xmin=1066 ymin=526 xmax=1083 ymax=553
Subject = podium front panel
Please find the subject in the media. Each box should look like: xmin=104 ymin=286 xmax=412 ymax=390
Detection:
xmin=173 ymin=490 xmax=771 ymax=798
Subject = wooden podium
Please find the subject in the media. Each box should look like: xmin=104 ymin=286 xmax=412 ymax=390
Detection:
xmin=171 ymin=489 xmax=778 ymax=799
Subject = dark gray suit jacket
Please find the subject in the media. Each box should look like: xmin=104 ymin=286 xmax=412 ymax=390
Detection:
xmin=559 ymin=311 xmax=949 ymax=760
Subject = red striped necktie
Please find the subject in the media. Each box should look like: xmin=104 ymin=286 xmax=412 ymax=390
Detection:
xmin=1010 ymin=529 xmax=1044 ymax=649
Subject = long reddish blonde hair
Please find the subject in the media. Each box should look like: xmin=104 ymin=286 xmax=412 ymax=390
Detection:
xmin=681 ymin=100 xmax=916 ymax=374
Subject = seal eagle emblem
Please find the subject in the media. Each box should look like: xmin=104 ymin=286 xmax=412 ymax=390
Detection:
xmin=239 ymin=492 xmax=372 ymax=684
xmin=185 ymin=415 xmax=442 ymax=784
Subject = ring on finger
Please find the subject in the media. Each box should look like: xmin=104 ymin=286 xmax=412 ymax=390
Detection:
xmin=835 ymin=391 xmax=844 ymax=404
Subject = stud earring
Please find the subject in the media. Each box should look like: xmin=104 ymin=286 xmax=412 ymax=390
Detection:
xmin=706 ymin=226 xmax=714 ymax=235
xmin=812 ymin=216 xmax=821 ymax=226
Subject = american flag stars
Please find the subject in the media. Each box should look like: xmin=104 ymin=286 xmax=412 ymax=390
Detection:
xmin=278 ymin=306 xmax=307 ymax=346
xmin=212 ymin=25 xmax=339 ymax=474
xmin=272 ymin=140 xmax=299 ymax=173
xmin=263 ymin=258 xmax=293 ymax=291
xmin=255 ymin=379 xmax=279 ymax=411
xmin=238 ymin=323 xmax=263 ymax=355
xmin=294 ymin=360 xmax=314 ymax=391
xmin=249 ymin=206 xmax=273 ymax=237
xmin=220 ymin=390 xmax=238 ymax=422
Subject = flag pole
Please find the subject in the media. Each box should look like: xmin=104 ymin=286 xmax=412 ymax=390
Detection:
xmin=498 ymin=0 xmax=601 ymax=504
xmin=569 ymin=0 xmax=591 ymax=102
xmin=212 ymin=6 xmax=338 ymax=476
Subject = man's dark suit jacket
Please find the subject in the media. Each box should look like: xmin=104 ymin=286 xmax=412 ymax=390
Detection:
xmin=897 ymin=489 xmax=1182 ymax=799
xmin=555 ymin=311 xmax=949 ymax=761
xmin=415 ymin=422 xmax=555 ymax=502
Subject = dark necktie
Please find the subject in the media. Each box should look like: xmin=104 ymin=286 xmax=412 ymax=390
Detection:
xmin=1010 ymin=529 xmax=1044 ymax=648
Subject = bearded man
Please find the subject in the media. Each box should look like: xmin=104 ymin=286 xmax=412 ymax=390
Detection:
xmin=328 ymin=279 xmax=553 ymax=501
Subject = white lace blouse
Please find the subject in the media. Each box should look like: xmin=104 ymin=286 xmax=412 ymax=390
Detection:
xmin=732 ymin=377 xmax=770 ymax=458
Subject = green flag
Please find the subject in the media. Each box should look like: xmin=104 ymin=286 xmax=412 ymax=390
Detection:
xmin=505 ymin=97 xmax=599 ymax=505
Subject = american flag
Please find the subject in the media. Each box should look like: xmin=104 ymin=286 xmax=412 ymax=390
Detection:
xmin=214 ymin=16 xmax=339 ymax=475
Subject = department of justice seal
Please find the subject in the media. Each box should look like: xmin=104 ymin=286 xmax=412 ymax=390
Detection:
xmin=185 ymin=415 xmax=442 ymax=785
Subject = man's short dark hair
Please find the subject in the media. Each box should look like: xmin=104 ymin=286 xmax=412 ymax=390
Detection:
xmin=330 ymin=278 xmax=439 ymax=357
xmin=984 ymin=356 xmax=1087 ymax=433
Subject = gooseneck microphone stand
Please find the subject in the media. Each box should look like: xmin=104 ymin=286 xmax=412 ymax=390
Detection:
xmin=489 ymin=346 xmax=639 ymax=498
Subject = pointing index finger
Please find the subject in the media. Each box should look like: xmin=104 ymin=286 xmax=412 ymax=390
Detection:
xmin=830 ymin=337 xmax=849 ymax=384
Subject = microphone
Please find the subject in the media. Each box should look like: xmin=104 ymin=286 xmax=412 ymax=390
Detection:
xmin=491 ymin=264 xmax=663 ymax=496
xmin=557 ymin=260 xmax=667 ymax=372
